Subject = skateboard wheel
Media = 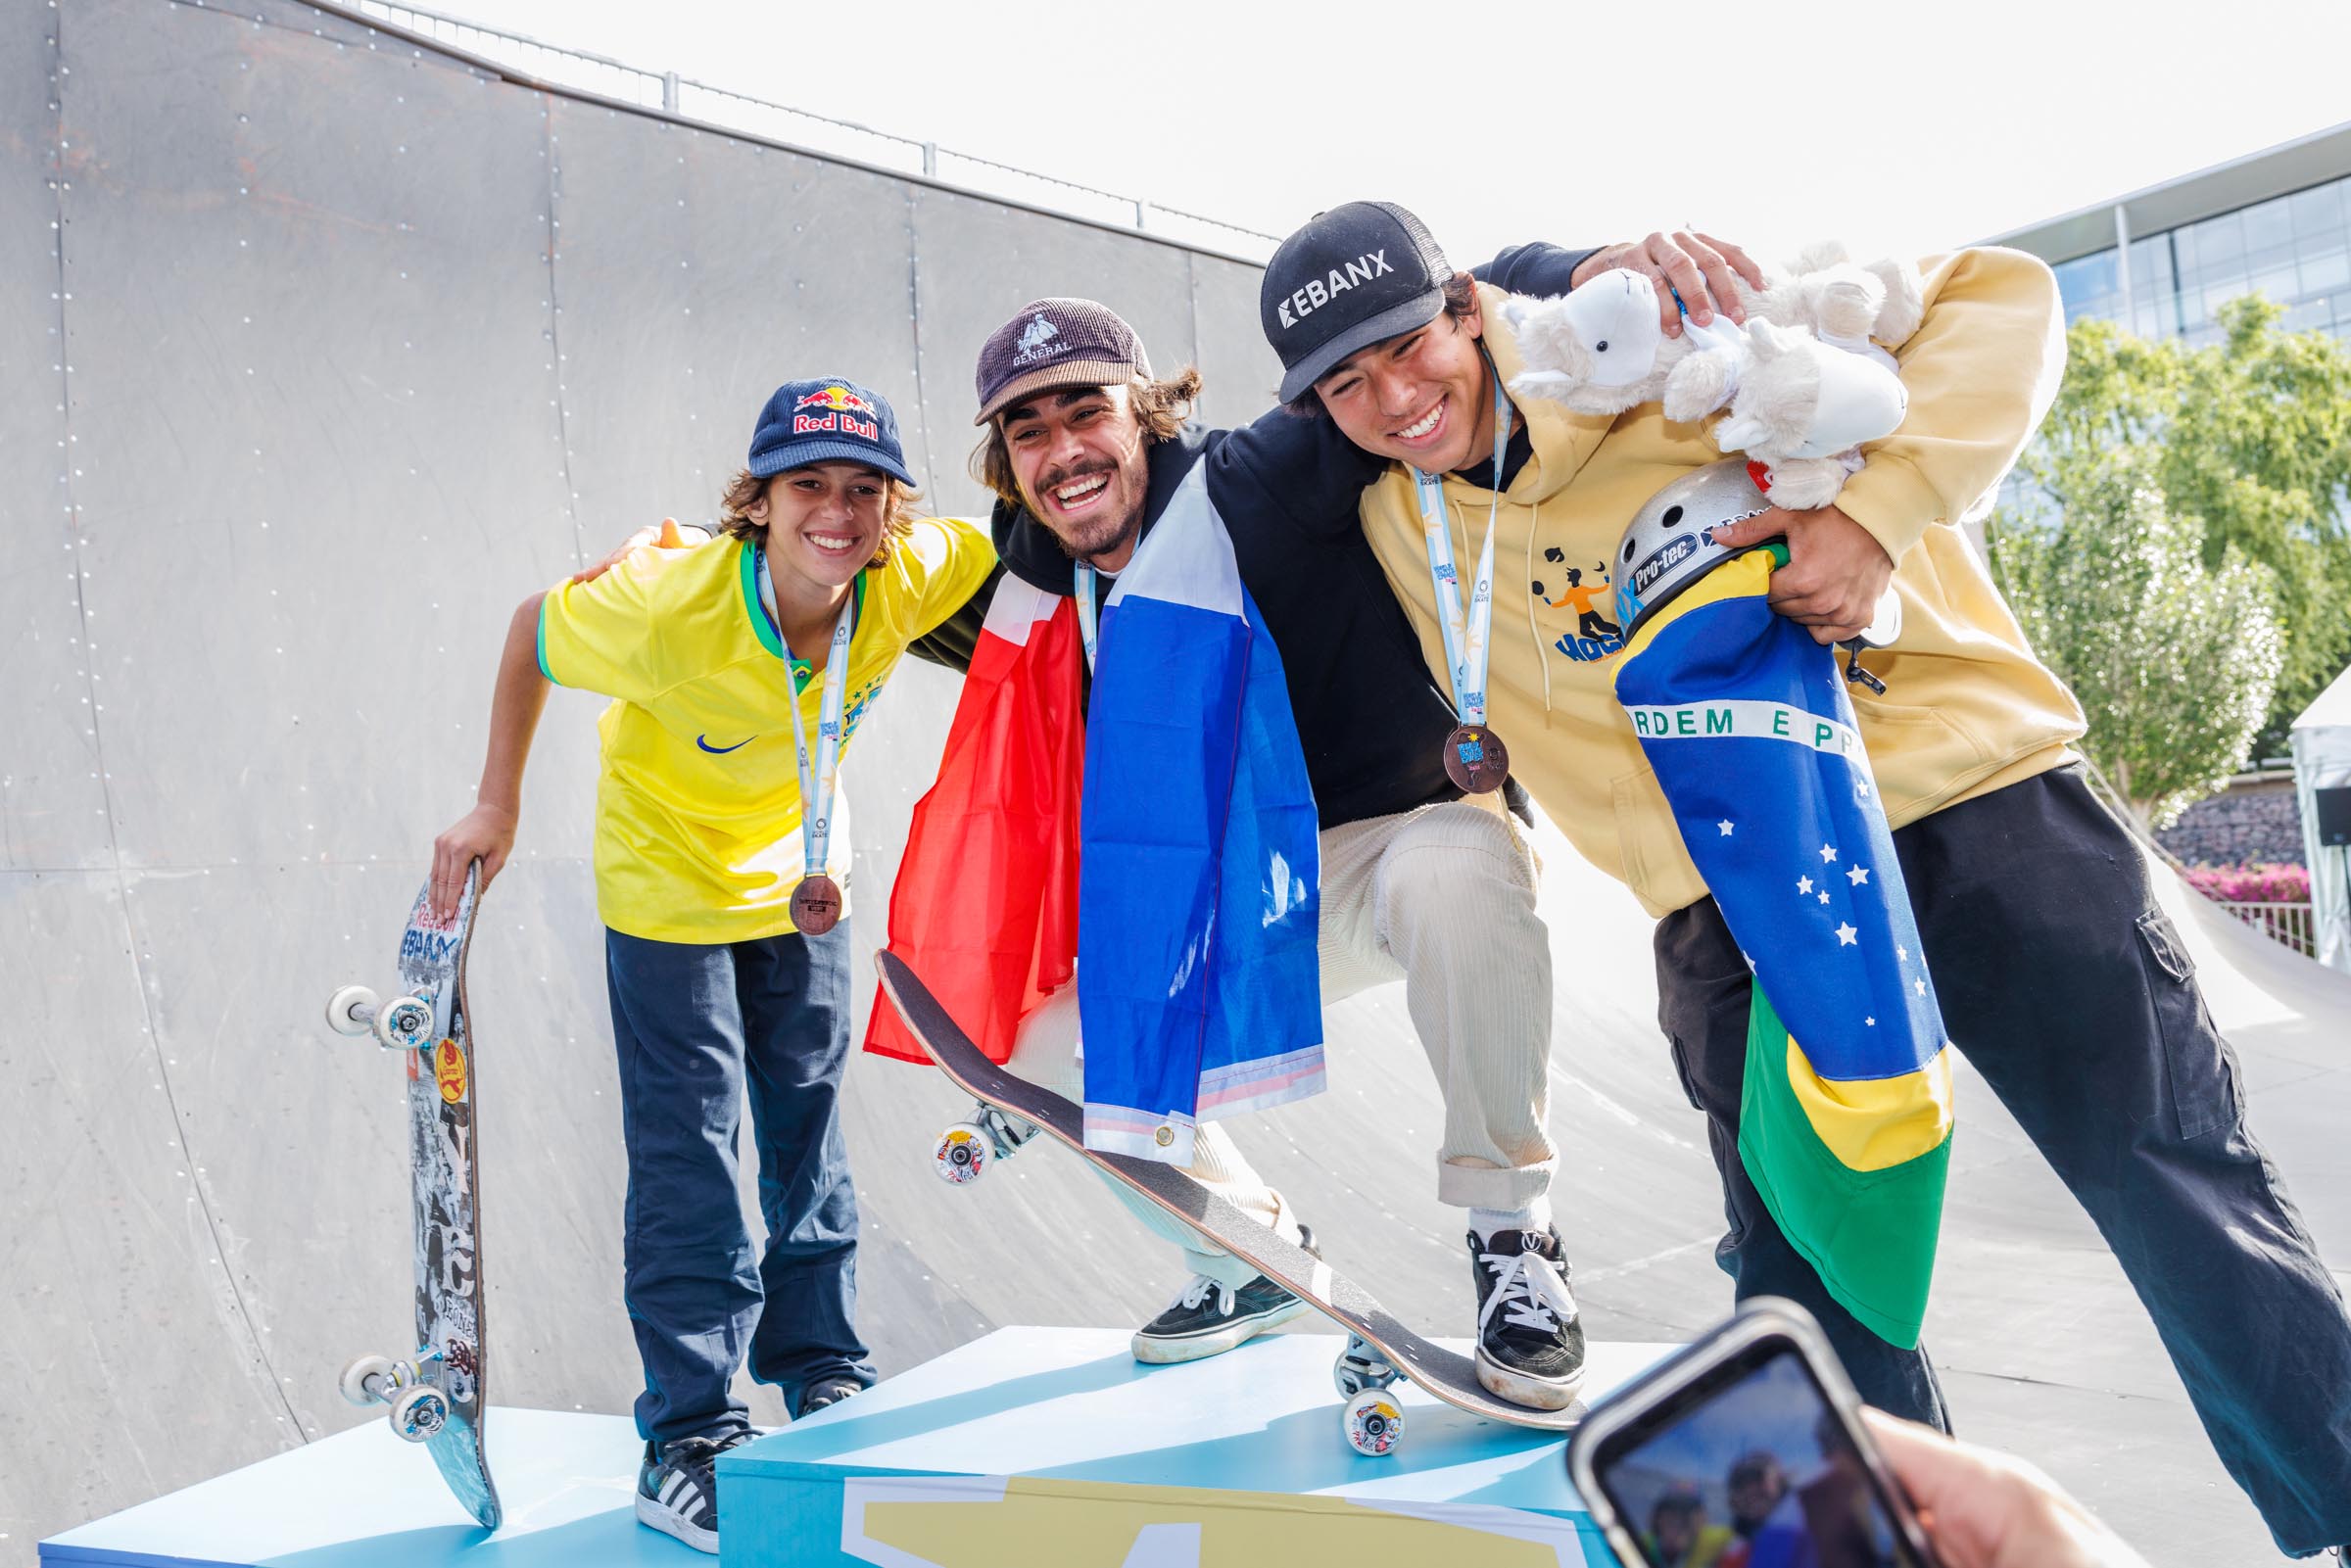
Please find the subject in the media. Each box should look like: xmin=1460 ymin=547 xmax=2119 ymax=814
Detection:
xmin=325 ymin=985 xmax=379 ymax=1037
xmin=390 ymin=1382 xmax=451 ymax=1442
xmin=934 ymin=1123 xmax=989 ymax=1186
xmin=339 ymin=1352 xmax=397 ymax=1406
xmin=1342 ymin=1387 xmax=1405 ymax=1457
xmin=375 ymin=995 xmax=433 ymax=1052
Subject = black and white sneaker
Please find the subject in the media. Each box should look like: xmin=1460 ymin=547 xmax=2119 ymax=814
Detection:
xmin=1467 ymin=1227 xmax=1586 ymax=1410
xmin=1131 ymin=1224 xmax=1319 ymax=1364
xmin=636 ymin=1430 xmax=750 ymax=1555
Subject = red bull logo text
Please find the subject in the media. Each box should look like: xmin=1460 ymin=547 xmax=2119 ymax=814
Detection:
xmin=792 ymin=385 xmax=880 ymax=440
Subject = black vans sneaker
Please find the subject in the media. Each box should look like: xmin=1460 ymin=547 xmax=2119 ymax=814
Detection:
xmin=1131 ymin=1224 xmax=1320 ymax=1364
xmin=1467 ymin=1227 xmax=1586 ymax=1410
xmin=636 ymin=1430 xmax=751 ymax=1555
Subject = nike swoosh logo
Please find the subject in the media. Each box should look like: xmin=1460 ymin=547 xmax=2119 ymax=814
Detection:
xmin=696 ymin=735 xmax=753 ymax=754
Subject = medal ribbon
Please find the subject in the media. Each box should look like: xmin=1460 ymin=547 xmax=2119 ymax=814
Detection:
xmin=780 ymin=555 xmax=857 ymax=882
xmin=1412 ymin=369 xmax=1511 ymax=727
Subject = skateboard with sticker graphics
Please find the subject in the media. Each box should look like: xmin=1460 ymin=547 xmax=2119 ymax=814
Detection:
xmin=323 ymin=862 xmax=499 ymax=1528
xmin=876 ymin=951 xmax=1584 ymax=1457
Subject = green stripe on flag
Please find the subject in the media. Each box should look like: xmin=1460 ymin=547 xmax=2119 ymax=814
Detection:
xmin=1736 ymin=987 xmax=1950 ymax=1349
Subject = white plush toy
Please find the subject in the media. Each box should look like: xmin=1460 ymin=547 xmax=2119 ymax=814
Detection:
xmin=1504 ymin=247 xmax=1923 ymax=509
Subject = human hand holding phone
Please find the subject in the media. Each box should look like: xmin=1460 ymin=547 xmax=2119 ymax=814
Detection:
xmin=1567 ymin=1300 xmax=2147 ymax=1568
xmin=1860 ymin=1409 xmax=2150 ymax=1568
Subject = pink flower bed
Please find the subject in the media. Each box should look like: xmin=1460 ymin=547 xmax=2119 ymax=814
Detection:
xmin=2184 ymin=862 xmax=2312 ymax=904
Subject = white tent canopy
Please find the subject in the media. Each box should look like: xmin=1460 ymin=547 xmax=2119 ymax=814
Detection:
xmin=2292 ymin=660 xmax=2351 ymax=974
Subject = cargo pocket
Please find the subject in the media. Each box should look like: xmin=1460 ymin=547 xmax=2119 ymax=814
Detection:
xmin=2133 ymin=908 xmax=2242 ymax=1140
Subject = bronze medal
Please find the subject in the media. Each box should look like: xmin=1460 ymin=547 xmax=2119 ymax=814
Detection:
xmin=1443 ymin=723 xmax=1510 ymax=794
xmin=791 ymin=873 xmax=842 ymax=936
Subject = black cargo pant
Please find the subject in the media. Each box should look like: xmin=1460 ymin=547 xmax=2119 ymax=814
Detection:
xmin=1654 ymin=766 xmax=2351 ymax=1554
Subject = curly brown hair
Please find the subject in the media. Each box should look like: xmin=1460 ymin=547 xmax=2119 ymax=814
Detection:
xmin=715 ymin=467 xmax=923 ymax=566
xmin=968 ymin=368 xmax=1203 ymax=508
xmin=1281 ymin=272 xmax=1478 ymax=419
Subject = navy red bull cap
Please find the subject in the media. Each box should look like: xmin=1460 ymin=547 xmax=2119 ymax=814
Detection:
xmin=746 ymin=376 xmax=916 ymax=485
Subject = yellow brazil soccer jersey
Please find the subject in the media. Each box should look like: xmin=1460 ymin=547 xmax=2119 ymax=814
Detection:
xmin=536 ymin=517 xmax=994 ymax=943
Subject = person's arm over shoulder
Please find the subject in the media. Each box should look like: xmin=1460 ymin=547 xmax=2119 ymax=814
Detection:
xmin=1835 ymin=247 xmax=2066 ymax=563
xmin=1478 ymin=242 xmax=1602 ymax=297
xmin=537 ymin=540 xmax=679 ymax=703
xmin=1207 ymin=242 xmax=1602 ymax=539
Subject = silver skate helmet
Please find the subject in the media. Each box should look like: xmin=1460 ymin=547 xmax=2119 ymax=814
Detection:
xmin=1611 ymin=460 xmax=1776 ymax=637
xmin=1611 ymin=459 xmax=1901 ymax=648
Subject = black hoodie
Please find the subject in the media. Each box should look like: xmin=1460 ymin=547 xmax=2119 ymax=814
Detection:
xmin=911 ymin=242 xmax=1594 ymax=829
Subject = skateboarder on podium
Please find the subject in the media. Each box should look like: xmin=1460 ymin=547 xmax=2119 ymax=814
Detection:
xmin=427 ymin=377 xmax=994 ymax=1554
xmin=1255 ymin=202 xmax=2351 ymax=1559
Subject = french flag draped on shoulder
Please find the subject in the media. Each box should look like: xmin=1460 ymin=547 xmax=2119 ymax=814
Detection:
xmin=1613 ymin=546 xmax=1953 ymax=1349
xmin=1079 ymin=465 xmax=1322 ymax=1164
xmin=863 ymin=577 xmax=1084 ymax=1066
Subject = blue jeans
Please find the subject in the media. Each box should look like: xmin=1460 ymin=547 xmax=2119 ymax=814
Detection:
xmin=604 ymin=922 xmax=873 ymax=1442
xmin=1654 ymin=768 xmax=2351 ymax=1554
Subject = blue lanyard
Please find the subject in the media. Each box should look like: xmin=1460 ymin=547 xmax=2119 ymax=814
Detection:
xmin=762 ymin=545 xmax=856 ymax=879
xmin=1410 ymin=370 xmax=1510 ymax=727
xmin=1073 ymin=564 xmax=1099 ymax=672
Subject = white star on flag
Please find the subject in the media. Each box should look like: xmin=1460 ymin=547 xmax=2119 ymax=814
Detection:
xmin=1857 ymin=781 xmax=1871 ymax=798
xmin=1819 ymin=843 xmax=1838 ymax=864
xmin=1818 ymin=890 xmax=1831 ymax=905
xmin=1896 ymin=944 xmax=1908 ymax=962
xmin=1836 ymin=923 xmax=1858 ymax=945
xmin=1847 ymin=865 xmax=1870 ymax=886
xmin=1718 ymin=819 xmax=1735 ymax=836
xmin=1914 ymin=977 xmax=1927 ymax=997
xmin=1866 ymin=1016 xmax=1877 ymax=1026
xmin=1797 ymin=876 xmax=1814 ymax=895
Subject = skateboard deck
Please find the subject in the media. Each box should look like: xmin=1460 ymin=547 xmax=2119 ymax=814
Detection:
xmin=876 ymin=952 xmax=1582 ymax=1450
xmin=327 ymin=867 xmax=499 ymax=1527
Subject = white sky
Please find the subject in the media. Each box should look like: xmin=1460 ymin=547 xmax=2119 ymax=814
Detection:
xmin=421 ymin=0 xmax=2351 ymax=267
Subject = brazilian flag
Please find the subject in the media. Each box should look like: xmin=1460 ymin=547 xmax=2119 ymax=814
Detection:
xmin=1614 ymin=546 xmax=1952 ymax=1348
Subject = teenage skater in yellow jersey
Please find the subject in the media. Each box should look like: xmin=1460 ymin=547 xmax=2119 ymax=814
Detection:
xmin=427 ymin=377 xmax=993 ymax=1555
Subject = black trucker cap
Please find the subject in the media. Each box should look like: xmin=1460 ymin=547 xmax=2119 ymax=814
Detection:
xmin=1261 ymin=201 xmax=1454 ymax=403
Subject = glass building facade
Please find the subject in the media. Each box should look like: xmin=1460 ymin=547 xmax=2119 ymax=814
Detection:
xmin=2038 ymin=172 xmax=2351 ymax=345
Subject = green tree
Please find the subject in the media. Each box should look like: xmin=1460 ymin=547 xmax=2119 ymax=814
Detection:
xmin=1991 ymin=447 xmax=2284 ymax=830
xmin=2013 ymin=297 xmax=2351 ymax=755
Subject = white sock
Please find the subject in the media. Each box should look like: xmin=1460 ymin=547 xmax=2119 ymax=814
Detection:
xmin=1469 ymin=1199 xmax=1554 ymax=1243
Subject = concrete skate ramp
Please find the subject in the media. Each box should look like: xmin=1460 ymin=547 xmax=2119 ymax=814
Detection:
xmin=3 ymin=4 xmax=2346 ymax=1564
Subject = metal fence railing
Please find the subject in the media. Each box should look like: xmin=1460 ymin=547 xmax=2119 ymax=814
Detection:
xmin=2212 ymin=899 xmax=2318 ymax=958
xmin=347 ymin=1 xmax=1278 ymax=261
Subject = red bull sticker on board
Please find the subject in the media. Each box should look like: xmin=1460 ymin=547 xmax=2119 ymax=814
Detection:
xmin=434 ymin=1038 xmax=467 ymax=1105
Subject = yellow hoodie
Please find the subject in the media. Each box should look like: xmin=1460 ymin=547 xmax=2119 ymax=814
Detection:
xmin=1358 ymin=251 xmax=2084 ymax=917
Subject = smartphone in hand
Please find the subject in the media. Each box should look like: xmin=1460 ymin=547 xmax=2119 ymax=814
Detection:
xmin=1567 ymin=1298 xmax=1942 ymax=1568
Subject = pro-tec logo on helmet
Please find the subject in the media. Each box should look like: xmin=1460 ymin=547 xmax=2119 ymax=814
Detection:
xmin=1274 ymin=250 xmax=1394 ymax=331
xmin=792 ymin=385 xmax=879 ymax=440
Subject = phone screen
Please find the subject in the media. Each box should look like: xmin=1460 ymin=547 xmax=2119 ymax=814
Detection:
xmin=1588 ymin=1341 xmax=1925 ymax=1568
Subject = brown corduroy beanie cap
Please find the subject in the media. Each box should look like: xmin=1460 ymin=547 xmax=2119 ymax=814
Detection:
xmin=972 ymin=298 xmax=1153 ymax=425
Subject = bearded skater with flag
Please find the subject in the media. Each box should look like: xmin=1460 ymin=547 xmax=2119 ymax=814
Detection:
xmin=866 ymin=252 xmax=1610 ymax=1410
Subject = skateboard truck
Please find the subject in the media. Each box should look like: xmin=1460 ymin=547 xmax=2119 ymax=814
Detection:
xmin=339 ymin=1349 xmax=458 ymax=1443
xmin=325 ymin=984 xmax=435 ymax=1051
xmin=932 ymin=1101 xmax=1040 ymax=1186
